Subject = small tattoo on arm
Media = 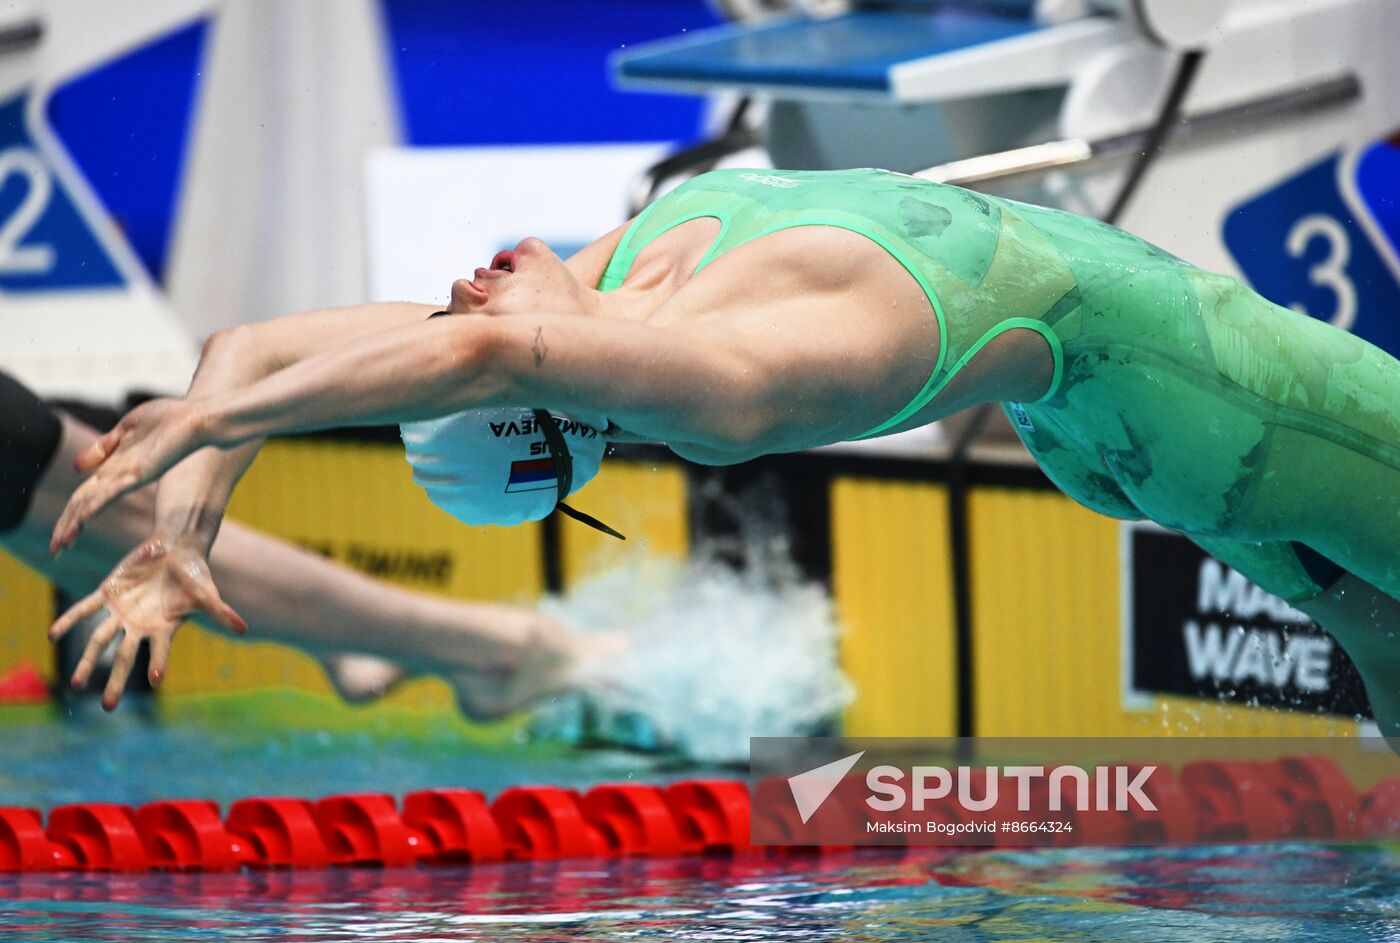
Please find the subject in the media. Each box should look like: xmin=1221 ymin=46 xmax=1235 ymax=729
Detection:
xmin=532 ymin=327 xmax=548 ymax=367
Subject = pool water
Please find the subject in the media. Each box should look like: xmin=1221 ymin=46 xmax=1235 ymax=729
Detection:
xmin=1 ymin=844 xmax=1395 ymax=941
xmin=0 ymin=704 xmax=663 ymax=809
xmin=1 ymin=712 xmax=1396 ymax=941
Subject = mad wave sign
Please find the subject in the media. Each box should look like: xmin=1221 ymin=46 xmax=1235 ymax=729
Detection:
xmin=1122 ymin=524 xmax=1369 ymax=718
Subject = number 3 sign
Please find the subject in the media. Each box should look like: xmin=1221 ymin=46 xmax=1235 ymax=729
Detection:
xmin=1224 ymin=134 xmax=1400 ymax=357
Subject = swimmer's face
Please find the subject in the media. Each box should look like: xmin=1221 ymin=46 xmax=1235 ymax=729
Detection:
xmin=448 ymin=237 xmax=591 ymax=318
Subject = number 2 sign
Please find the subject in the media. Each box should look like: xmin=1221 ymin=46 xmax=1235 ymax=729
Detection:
xmin=1224 ymin=134 xmax=1400 ymax=357
xmin=0 ymin=94 xmax=123 ymax=293
xmin=0 ymin=147 xmax=56 ymax=276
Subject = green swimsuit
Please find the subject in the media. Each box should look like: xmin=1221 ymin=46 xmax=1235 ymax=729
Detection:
xmin=602 ymin=168 xmax=1400 ymax=603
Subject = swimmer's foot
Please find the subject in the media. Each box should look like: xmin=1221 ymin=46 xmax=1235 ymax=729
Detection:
xmin=311 ymin=609 xmax=623 ymax=721
xmin=320 ymin=653 xmax=407 ymax=704
xmin=445 ymin=623 xmax=627 ymax=722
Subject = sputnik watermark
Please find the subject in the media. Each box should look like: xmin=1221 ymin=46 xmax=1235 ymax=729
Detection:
xmin=788 ymin=751 xmax=865 ymax=824
xmin=747 ymin=736 xmax=1400 ymax=847
xmin=866 ymin=763 xmax=1157 ymax=813
xmin=756 ymin=733 xmax=1237 ymax=845
xmin=787 ymin=753 xmax=1155 ymax=824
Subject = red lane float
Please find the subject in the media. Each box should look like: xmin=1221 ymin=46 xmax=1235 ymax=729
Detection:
xmin=0 ymin=755 xmax=1388 ymax=874
xmin=665 ymin=780 xmax=750 ymax=854
xmin=1180 ymin=761 xmax=1295 ymax=842
xmin=314 ymin=794 xmax=426 ymax=867
xmin=491 ymin=786 xmax=608 ymax=860
xmin=46 ymin=803 xmax=148 ymax=872
xmin=751 ymin=776 xmax=856 ymax=855
xmin=580 ymin=784 xmax=684 ymax=857
xmin=135 ymin=800 xmax=254 ymax=871
xmin=402 ymin=789 xmax=505 ymax=863
xmin=1359 ymin=778 xmax=1400 ymax=837
xmin=0 ymin=807 xmax=73 ymax=872
xmin=1268 ymin=756 xmax=1363 ymax=839
xmin=225 ymin=798 xmax=329 ymax=869
xmin=1123 ymin=765 xmax=1197 ymax=845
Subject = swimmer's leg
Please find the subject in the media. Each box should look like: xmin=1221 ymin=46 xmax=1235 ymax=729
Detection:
xmin=1236 ymin=422 xmax=1400 ymax=743
xmin=1295 ymin=573 xmax=1400 ymax=743
xmin=4 ymin=408 xmax=599 ymax=718
xmin=1182 ymin=301 xmax=1400 ymax=744
xmin=208 ymin=512 xmax=607 ymax=720
xmin=1191 ymin=534 xmax=1400 ymax=744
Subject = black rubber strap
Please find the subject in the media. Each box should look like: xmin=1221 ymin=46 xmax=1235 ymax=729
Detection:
xmin=532 ymin=408 xmax=625 ymax=541
xmin=1103 ymin=49 xmax=1205 ymax=226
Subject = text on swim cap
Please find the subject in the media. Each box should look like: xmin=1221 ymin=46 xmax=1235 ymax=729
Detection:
xmin=489 ymin=416 xmax=600 ymax=440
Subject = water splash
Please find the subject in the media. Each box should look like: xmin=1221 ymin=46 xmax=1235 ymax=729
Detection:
xmin=532 ymin=534 xmax=853 ymax=765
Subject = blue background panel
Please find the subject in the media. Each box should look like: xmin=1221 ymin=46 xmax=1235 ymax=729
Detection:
xmin=1355 ymin=135 xmax=1400 ymax=262
xmin=0 ymin=96 xmax=123 ymax=292
xmin=1224 ymin=147 xmax=1400 ymax=358
xmin=21 ymin=4 xmax=720 ymax=290
xmin=381 ymin=0 xmax=721 ymax=146
xmin=46 ymin=19 xmax=208 ymax=284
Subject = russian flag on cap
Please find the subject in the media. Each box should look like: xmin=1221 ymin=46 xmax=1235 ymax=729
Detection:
xmin=505 ymin=457 xmax=557 ymax=493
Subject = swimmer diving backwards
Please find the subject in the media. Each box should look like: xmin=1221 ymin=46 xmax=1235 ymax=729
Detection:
xmin=46 ymin=167 xmax=1400 ymax=736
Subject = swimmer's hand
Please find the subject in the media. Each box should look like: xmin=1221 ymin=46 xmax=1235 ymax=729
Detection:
xmin=47 ymin=535 xmax=247 ymax=710
xmin=50 ymin=398 xmax=208 ymax=554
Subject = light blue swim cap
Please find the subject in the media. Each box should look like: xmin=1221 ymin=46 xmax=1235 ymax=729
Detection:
xmin=401 ymin=407 xmax=608 ymax=527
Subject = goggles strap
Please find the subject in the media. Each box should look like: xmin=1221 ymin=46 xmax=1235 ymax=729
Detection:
xmin=532 ymin=408 xmax=625 ymax=541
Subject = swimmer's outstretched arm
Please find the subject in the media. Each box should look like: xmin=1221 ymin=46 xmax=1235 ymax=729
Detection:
xmin=119 ymin=317 xmax=763 ymax=533
xmin=210 ymin=314 xmax=779 ymax=448
xmin=147 ymin=302 xmax=439 ymax=554
xmin=55 ymin=227 xmax=632 ymax=553
xmin=48 ymin=303 xmax=437 ymax=555
xmin=55 ymin=297 xmax=894 ymax=544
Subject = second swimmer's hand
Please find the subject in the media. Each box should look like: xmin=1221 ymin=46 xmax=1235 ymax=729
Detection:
xmin=46 ymin=535 xmax=247 ymax=710
xmin=50 ymin=398 xmax=209 ymax=554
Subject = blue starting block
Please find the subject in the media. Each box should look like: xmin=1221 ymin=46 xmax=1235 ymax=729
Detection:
xmin=615 ymin=2 xmax=1128 ymax=103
